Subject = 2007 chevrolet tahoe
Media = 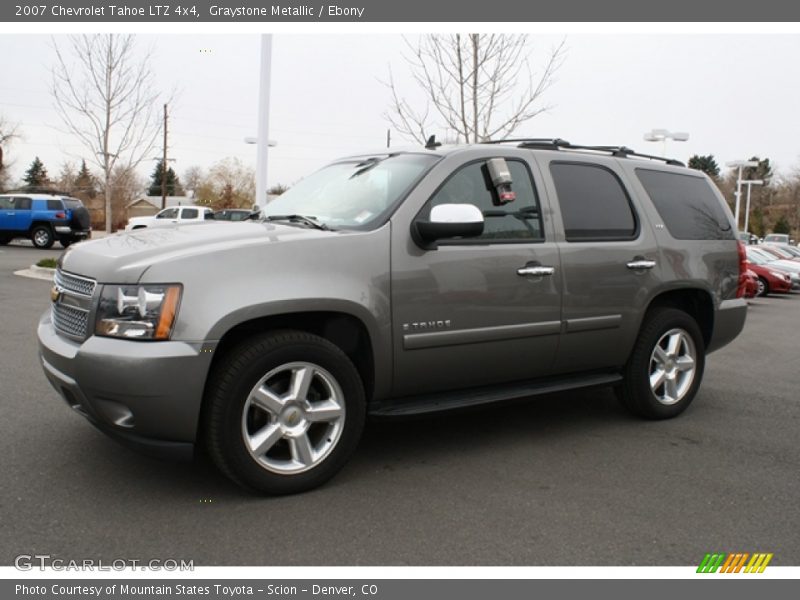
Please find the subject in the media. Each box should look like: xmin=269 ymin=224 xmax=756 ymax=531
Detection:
xmin=38 ymin=139 xmax=747 ymax=494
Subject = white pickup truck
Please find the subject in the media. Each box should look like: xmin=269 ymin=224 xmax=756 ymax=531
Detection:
xmin=124 ymin=205 xmax=213 ymax=231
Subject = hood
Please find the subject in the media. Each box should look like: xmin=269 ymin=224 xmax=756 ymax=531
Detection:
xmin=60 ymin=221 xmax=337 ymax=283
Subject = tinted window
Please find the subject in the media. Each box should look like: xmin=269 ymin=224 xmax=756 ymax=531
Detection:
xmin=63 ymin=199 xmax=83 ymax=209
xmin=47 ymin=200 xmax=63 ymax=210
xmin=636 ymin=169 xmax=734 ymax=240
xmin=550 ymin=163 xmax=636 ymax=241
xmin=0 ymin=196 xmax=11 ymax=209
xmin=156 ymin=208 xmax=179 ymax=219
xmin=13 ymin=197 xmax=32 ymax=210
xmin=181 ymin=208 xmax=199 ymax=219
xmin=425 ymin=159 xmax=543 ymax=242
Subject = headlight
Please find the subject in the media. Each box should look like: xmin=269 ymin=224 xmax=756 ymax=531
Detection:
xmin=95 ymin=284 xmax=182 ymax=340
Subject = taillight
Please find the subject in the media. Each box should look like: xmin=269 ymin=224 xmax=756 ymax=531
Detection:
xmin=55 ymin=212 xmax=66 ymax=219
xmin=736 ymin=241 xmax=747 ymax=298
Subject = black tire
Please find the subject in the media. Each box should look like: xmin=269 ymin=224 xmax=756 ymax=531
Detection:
xmin=619 ymin=307 xmax=705 ymax=420
xmin=30 ymin=225 xmax=54 ymax=249
xmin=59 ymin=238 xmax=72 ymax=248
xmin=0 ymin=236 xmax=9 ymax=246
xmin=203 ymin=330 xmax=366 ymax=495
xmin=757 ymin=277 xmax=769 ymax=297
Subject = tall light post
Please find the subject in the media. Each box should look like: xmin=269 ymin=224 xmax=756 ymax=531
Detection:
xmin=726 ymin=160 xmax=759 ymax=230
xmin=255 ymin=34 xmax=273 ymax=210
xmin=742 ymin=179 xmax=764 ymax=234
xmin=643 ymin=129 xmax=690 ymax=156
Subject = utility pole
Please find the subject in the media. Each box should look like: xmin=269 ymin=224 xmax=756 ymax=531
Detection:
xmin=161 ymin=104 xmax=168 ymax=209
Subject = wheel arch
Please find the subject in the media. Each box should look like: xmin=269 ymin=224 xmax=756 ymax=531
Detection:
xmin=201 ymin=309 xmax=379 ymax=434
xmin=640 ymin=287 xmax=715 ymax=350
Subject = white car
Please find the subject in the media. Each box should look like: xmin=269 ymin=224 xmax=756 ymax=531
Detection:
xmin=125 ymin=206 xmax=213 ymax=231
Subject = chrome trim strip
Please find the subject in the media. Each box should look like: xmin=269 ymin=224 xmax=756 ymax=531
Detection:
xmin=403 ymin=321 xmax=561 ymax=350
xmin=564 ymin=314 xmax=622 ymax=333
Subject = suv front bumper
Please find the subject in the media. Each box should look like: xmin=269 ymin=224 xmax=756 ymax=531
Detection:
xmin=37 ymin=311 xmax=214 ymax=460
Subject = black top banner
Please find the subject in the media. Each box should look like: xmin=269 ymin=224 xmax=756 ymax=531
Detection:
xmin=2 ymin=0 xmax=800 ymax=22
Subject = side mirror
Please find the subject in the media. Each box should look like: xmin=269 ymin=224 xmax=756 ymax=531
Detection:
xmin=414 ymin=203 xmax=484 ymax=249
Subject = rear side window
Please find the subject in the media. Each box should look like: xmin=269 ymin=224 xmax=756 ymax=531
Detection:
xmin=46 ymin=200 xmax=63 ymax=210
xmin=0 ymin=196 xmax=11 ymax=209
xmin=182 ymin=208 xmax=199 ymax=219
xmin=550 ymin=163 xmax=637 ymax=241
xmin=636 ymin=169 xmax=734 ymax=240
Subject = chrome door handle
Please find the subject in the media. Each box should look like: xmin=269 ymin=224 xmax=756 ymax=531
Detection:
xmin=626 ymin=259 xmax=656 ymax=270
xmin=517 ymin=266 xmax=555 ymax=277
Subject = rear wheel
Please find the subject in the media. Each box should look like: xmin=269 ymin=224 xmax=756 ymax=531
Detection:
xmin=757 ymin=277 xmax=768 ymax=297
xmin=31 ymin=225 xmax=54 ymax=249
xmin=619 ymin=307 xmax=705 ymax=420
xmin=203 ymin=330 xmax=366 ymax=494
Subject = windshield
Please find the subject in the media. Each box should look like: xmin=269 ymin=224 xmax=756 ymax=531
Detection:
xmin=262 ymin=153 xmax=439 ymax=229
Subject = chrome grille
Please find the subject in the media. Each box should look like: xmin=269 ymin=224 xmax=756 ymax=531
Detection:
xmin=52 ymin=303 xmax=89 ymax=338
xmin=54 ymin=269 xmax=96 ymax=297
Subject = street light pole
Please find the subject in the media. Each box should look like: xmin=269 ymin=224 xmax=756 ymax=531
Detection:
xmin=742 ymin=179 xmax=764 ymax=234
xmin=726 ymin=160 xmax=759 ymax=230
xmin=255 ymin=34 xmax=273 ymax=210
xmin=643 ymin=129 xmax=689 ymax=157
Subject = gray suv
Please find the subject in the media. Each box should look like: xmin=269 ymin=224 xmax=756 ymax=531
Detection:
xmin=37 ymin=139 xmax=747 ymax=494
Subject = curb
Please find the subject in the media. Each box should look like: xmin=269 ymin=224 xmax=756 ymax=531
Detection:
xmin=14 ymin=264 xmax=56 ymax=282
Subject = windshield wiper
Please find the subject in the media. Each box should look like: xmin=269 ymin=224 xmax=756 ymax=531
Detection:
xmin=265 ymin=214 xmax=330 ymax=231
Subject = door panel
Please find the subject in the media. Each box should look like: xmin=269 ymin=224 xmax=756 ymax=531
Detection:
xmin=538 ymin=157 xmax=660 ymax=373
xmin=390 ymin=154 xmax=562 ymax=398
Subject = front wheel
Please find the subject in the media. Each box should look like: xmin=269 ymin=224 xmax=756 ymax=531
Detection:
xmin=203 ymin=330 xmax=366 ymax=494
xmin=619 ymin=307 xmax=705 ymax=420
xmin=31 ymin=225 xmax=54 ymax=249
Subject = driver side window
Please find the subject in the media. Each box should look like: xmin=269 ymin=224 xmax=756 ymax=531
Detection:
xmin=157 ymin=208 xmax=179 ymax=219
xmin=424 ymin=160 xmax=544 ymax=243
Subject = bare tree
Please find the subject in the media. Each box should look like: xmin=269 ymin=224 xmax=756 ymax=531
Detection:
xmin=195 ymin=158 xmax=255 ymax=209
xmin=182 ymin=165 xmax=204 ymax=199
xmin=51 ymin=34 xmax=162 ymax=231
xmin=0 ymin=115 xmax=20 ymax=190
xmin=387 ymin=34 xmax=566 ymax=144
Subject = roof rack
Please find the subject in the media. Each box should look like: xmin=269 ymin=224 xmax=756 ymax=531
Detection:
xmin=4 ymin=186 xmax=72 ymax=196
xmin=484 ymin=138 xmax=685 ymax=167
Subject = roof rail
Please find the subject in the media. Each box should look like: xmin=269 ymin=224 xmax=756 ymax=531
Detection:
xmin=4 ymin=186 xmax=72 ymax=196
xmin=484 ymin=138 xmax=685 ymax=167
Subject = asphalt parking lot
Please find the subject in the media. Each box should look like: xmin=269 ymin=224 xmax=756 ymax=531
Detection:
xmin=1 ymin=242 xmax=799 ymax=566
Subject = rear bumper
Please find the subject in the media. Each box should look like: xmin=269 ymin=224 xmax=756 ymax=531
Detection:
xmin=707 ymin=298 xmax=747 ymax=354
xmin=55 ymin=227 xmax=91 ymax=240
xmin=37 ymin=311 xmax=214 ymax=460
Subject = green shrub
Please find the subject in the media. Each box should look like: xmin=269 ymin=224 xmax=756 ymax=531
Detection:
xmin=36 ymin=258 xmax=58 ymax=269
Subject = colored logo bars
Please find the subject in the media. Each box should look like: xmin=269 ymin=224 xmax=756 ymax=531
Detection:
xmin=697 ymin=553 xmax=773 ymax=573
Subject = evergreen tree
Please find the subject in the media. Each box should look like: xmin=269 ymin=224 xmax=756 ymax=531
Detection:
xmin=773 ymin=215 xmax=791 ymax=234
xmin=74 ymin=159 xmax=97 ymax=199
xmin=148 ymin=159 xmax=183 ymax=196
xmin=687 ymin=154 xmax=720 ymax=178
xmin=23 ymin=156 xmax=50 ymax=187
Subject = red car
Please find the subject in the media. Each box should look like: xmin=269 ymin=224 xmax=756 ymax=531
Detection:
xmin=743 ymin=268 xmax=759 ymax=298
xmin=745 ymin=260 xmax=792 ymax=296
